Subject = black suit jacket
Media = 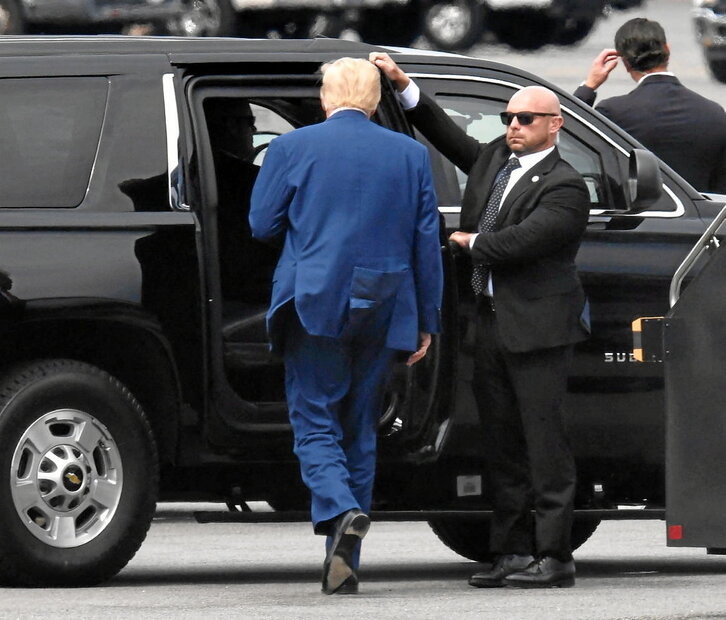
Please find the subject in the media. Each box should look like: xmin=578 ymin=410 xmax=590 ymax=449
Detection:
xmin=574 ymin=75 xmax=726 ymax=193
xmin=408 ymin=92 xmax=590 ymax=353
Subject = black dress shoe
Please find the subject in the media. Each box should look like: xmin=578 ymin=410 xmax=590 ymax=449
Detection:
xmin=333 ymin=573 xmax=359 ymax=595
xmin=504 ymin=556 xmax=575 ymax=588
xmin=468 ymin=554 xmax=534 ymax=588
xmin=321 ymin=509 xmax=370 ymax=595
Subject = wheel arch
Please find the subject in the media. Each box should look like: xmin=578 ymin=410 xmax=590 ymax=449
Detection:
xmin=0 ymin=300 xmax=184 ymax=466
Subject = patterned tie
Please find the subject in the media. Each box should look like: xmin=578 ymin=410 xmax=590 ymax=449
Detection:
xmin=471 ymin=157 xmax=521 ymax=295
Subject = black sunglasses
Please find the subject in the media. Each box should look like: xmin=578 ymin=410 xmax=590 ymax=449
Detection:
xmin=500 ymin=111 xmax=558 ymax=126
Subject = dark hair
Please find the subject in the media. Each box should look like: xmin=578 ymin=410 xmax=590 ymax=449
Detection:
xmin=614 ymin=18 xmax=669 ymax=72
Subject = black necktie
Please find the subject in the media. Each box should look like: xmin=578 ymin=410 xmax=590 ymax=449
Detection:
xmin=471 ymin=157 xmax=521 ymax=296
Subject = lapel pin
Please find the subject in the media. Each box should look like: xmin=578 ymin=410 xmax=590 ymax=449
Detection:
xmin=531 ymin=175 xmax=540 ymax=183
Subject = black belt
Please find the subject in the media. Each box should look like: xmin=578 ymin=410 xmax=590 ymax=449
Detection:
xmin=477 ymin=295 xmax=496 ymax=312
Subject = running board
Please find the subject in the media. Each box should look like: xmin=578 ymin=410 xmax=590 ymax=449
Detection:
xmin=194 ymin=508 xmax=665 ymax=524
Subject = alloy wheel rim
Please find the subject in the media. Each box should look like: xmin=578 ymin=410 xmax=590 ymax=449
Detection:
xmin=10 ymin=409 xmax=123 ymax=548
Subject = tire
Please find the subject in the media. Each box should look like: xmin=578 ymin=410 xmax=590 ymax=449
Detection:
xmin=488 ymin=8 xmax=557 ymax=51
xmin=429 ymin=518 xmax=494 ymax=562
xmin=356 ymin=7 xmax=421 ymax=47
xmin=608 ymin=0 xmax=642 ymax=9
xmin=166 ymin=0 xmax=236 ymax=37
xmin=421 ymin=0 xmax=483 ymax=51
xmin=0 ymin=359 xmax=158 ymax=587
xmin=707 ymin=56 xmax=726 ymax=84
xmin=0 ymin=0 xmax=24 ymax=35
xmin=552 ymin=17 xmax=596 ymax=47
xmin=429 ymin=516 xmax=601 ymax=562
xmin=571 ymin=516 xmax=600 ymax=550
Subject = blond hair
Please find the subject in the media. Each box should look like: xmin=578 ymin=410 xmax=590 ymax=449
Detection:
xmin=320 ymin=57 xmax=381 ymax=115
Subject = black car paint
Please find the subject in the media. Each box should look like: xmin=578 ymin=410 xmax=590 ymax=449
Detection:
xmin=0 ymin=36 xmax=717 ymax=522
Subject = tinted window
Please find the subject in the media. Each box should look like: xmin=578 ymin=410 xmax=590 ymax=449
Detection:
xmin=200 ymin=94 xmax=320 ymax=304
xmin=0 ymin=77 xmax=107 ymax=208
xmin=250 ymin=102 xmax=296 ymax=166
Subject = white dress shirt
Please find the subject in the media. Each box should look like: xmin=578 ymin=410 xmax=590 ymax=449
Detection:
xmin=328 ymin=106 xmax=368 ymax=117
xmin=637 ymin=71 xmax=675 ymax=85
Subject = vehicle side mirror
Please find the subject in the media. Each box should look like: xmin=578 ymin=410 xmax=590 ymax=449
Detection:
xmin=627 ymin=148 xmax=663 ymax=213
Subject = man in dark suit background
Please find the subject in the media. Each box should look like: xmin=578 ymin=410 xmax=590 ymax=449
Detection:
xmin=249 ymin=57 xmax=443 ymax=595
xmin=372 ymin=52 xmax=590 ymax=588
xmin=574 ymin=17 xmax=726 ymax=193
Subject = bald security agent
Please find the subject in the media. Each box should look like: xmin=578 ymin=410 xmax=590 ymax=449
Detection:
xmin=372 ymin=51 xmax=590 ymax=589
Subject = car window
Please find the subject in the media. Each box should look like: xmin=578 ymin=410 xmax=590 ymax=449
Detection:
xmin=198 ymin=92 xmax=323 ymax=305
xmin=434 ymin=94 xmax=607 ymax=208
xmin=249 ymin=102 xmax=295 ymax=166
xmin=0 ymin=77 xmax=107 ymax=208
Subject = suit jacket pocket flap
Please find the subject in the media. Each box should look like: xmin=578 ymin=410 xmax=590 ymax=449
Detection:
xmin=350 ymin=266 xmax=406 ymax=309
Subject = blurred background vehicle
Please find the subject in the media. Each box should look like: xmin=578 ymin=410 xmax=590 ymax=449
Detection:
xmin=484 ymin=0 xmax=608 ymax=50
xmin=693 ymin=0 xmax=726 ymax=83
xmin=0 ymin=0 xmax=186 ymax=35
xmin=0 ymin=0 xmax=646 ymax=52
xmin=212 ymin=0 xmax=645 ymax=51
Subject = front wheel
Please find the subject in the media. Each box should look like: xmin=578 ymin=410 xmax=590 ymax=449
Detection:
xmin=422 ymin=0 xmax=483 ymax=51
xmin=0 ymin=359 xmax=158 ymax=586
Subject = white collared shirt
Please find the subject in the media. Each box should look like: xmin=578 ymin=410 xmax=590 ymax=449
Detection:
xmin=328 ymin=106 xmax=368 ymax=117
xmin=497 ymin=148 xmax=553 ymax=203
xmin=637 ymin=71 xmax=675 ymax=85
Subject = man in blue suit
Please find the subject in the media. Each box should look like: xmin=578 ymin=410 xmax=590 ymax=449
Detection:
xmin=249 ymin=57 xmax=443 ymax=595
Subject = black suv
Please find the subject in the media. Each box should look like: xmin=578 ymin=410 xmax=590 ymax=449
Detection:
xmin=0 ymin=35 xmax=719 ymax=587
xmin=693 ymin=0 xmax=726 ymax=82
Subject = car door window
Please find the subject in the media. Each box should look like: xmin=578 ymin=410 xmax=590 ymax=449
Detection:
xmin=249 ymin=102 xmax=296 ymax=166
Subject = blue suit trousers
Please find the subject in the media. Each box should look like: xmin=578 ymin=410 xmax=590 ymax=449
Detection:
xmin=283 ymin=302 xmax=396 ymax=563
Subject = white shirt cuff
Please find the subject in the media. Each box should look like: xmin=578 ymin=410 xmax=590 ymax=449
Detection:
xmin=398 ymin=80 xmax=420 ymax=111
xmin=468 ymin=233 xmax=478 ymax=250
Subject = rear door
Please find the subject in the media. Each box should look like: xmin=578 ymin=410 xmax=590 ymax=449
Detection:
xmin=175 ymin=59 xmax=458 ymax=468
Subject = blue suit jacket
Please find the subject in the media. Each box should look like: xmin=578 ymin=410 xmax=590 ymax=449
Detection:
xmin=249 ymin=109 xmax=443 ymax=353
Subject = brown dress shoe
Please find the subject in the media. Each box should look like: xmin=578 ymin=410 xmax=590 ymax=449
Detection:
xmin=321 ymin=510 xmax=370 ymax=595
xmin=504 ymin=556 xmax=576 ymax=588
xmin=468 ymin=554 xmax=534 ymax=588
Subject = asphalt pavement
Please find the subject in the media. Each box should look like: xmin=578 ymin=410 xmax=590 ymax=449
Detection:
xmin=3 ymin=507 xmax=726 ymax=620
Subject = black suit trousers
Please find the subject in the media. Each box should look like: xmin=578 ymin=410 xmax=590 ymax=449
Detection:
xmin=473 ymin=304 xmax=576 ymax=561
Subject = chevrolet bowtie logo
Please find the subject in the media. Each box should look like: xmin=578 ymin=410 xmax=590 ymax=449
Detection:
xmin=65 ymin=472 xmax=81 ymax=485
